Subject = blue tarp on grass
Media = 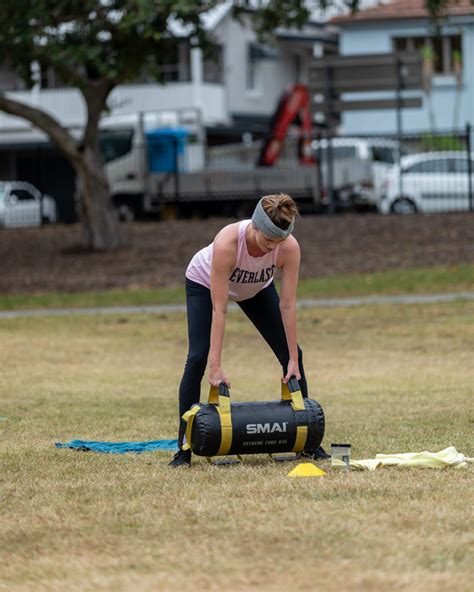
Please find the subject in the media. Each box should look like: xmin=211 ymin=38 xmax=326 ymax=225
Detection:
xmin=55 ymin=439 xmax=178 ymax=454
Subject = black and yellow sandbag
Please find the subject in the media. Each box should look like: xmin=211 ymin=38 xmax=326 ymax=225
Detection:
xmin=181 ymin=378 xmax=325 ymax=458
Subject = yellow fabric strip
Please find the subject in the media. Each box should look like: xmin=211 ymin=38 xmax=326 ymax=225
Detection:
xmin=282 ymin=383 xmax=307 ymax=451
xmin=281 ymin=382 xmax=305 ymax=411
xmin=281 ymin=382 xmax=292 ymax=402
xmin=208 ymin=385 xmax=219 ymax=405
xmin=292 ymin=425 xmax=308 ymax=452
xmin=290 ymin=389 xmax=305 ymax=411
xmin=181 ymin=405 xmax=200 ymax=451
xmin=217 ymin=393 xmax=232 ymax=455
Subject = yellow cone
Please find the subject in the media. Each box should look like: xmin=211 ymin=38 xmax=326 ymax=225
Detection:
xmin=287 ymin=462 xmax=326 ymax=477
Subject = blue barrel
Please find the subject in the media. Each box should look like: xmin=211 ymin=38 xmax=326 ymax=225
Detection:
xmin=145 ymin=127 xmax=189 ymax=172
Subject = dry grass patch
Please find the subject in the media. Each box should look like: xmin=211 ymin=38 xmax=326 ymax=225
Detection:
xmin=1 ymin=301 xmax=473 ymax=591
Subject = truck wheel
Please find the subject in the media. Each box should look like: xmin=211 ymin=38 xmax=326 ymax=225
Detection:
xmin=391 ymin=198 xmax=417 ymax=215
xmin=117 ymin=203 xmax=136 ymax=222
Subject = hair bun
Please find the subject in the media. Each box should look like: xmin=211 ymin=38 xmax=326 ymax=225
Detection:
xmin=261 ymin=194 xmax=298 ymax=230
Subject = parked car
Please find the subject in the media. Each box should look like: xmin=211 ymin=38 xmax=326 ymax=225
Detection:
xmin=312 ymin=137 xmax=402 ymax=209
xmin=0 ymin=181 xmax=57 ymax=228
xmin=378 ymin=152 xmax=474 ymax=214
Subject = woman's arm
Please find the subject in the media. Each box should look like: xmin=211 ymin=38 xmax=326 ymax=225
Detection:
xmin=278 ymin=236 xmax=301 ymax=383
xmin=209 ymin=227 xmax=237 ymax=387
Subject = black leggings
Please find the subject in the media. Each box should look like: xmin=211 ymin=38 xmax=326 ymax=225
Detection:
xmin=178 ymin=278 xmax=308 ymax=442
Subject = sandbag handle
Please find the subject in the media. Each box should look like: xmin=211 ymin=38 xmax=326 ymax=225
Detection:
xmin=208 ymin=382 xmax=230 ymax=405
xmin=281 ymin=376 xmax=305 ymax=411
xmin=287 ymin=376 xmax=300 ymax=393
xmin=208 ymin=383 xmax=232 ymax=455
xmin=219 ymin=383 xmax=230 ymax=397
xmin=282 ymin=376 xmax=308 ymax=452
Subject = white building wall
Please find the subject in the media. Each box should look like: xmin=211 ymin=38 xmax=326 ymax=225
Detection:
xmin=0 ymin=82 xmax=228 ymax=141
xmin=214 ymin=14 xmax=303 ymax=118
xmin=108 ymin=82 xmax=227 ymax=124
xmin=338 ymin=18 xmax=474 ymax=134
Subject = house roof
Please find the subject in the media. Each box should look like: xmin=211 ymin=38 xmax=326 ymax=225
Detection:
xmin=330 ymin=0 xmax=474 ymax=25
xmin=168 ymin=1 xmax=332 ymax=37
xmin=167 ymin=1 xmax=233 ymax=37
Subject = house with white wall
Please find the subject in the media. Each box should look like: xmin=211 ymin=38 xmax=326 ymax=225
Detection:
xmin=0 ymin=4 xmax=335 ymax=147
xmin=207 ymin=10 xmax=336 ymax=140
xmin=330 ymin=0 xmax=474 ymax=135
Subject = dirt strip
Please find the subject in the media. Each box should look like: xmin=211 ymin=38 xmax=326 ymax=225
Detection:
xmin=0 ymin=212 xmax=473 ymax=294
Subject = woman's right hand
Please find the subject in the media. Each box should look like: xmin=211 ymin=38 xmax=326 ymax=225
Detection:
xmin=209 ymin=366 xmax=231 ymax=388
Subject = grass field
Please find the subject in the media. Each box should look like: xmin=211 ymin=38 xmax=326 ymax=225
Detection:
xmin=1 ymin=300 xmax=473 ymax=591
xmin=0 ymin=264 xmax=473 ymax=311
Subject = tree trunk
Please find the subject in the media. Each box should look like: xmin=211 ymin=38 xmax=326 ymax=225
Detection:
xmin=77 ymin=81 xmax=122 ymax=250
xmin=76 ymin=147 xmax=122 ymax=250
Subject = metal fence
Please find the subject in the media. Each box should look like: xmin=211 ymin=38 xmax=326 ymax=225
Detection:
xmin=315 ymin=124 xmax=474 ymax=215
xmin=1 ymin=122 xmax=473 ymax=227
xmin=140 ymin=124 xmax=474 ymax=218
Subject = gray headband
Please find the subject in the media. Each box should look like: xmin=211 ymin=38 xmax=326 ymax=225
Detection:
xmin=251 ymin=199 xmax=295 ymax=239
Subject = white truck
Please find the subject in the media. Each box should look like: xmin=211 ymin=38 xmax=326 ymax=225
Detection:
xmin=100 ymin=110 xmax=320 ymax=220
xmin=312 ymin=137 xmax=402 ymax=210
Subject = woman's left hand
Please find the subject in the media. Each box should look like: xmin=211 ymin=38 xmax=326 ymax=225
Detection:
xmin=283 ymin=358 xmax=301 ymax=383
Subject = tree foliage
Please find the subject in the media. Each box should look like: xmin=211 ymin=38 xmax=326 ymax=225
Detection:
xmin=0 ymin=1 xmax=319 ymax=91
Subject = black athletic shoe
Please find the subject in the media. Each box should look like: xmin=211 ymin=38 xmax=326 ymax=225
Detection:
xmin=168 ymin=449 xmax=191 ymax=467
xmin=312 ymin=446 xmax=331 ymax=460
xmin=298 ymin=446 xmax=331 ymax=461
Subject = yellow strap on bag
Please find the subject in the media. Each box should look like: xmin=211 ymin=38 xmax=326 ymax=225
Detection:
xmin=181 ymin=405 xmax=200 ymax=451
xmin=208 ymin=385 xmax=220 ymax=405
xmin=209 ymin=384 xmax=233 ymax=456
xmin=281 ymin=378 xmax=308 ymax=453
xmin=281 ymin=379 xmax=305 ymax=411
xmin=292 ymin=425 xmax=308 ymax=452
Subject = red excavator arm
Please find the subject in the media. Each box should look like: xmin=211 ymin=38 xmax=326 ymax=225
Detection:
xmin=257 ymin=84 xmax=315 ymax=167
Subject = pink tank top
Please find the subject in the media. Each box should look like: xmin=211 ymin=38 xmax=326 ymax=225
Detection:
xmin=186 ymin=220 xmax=279 ymax=302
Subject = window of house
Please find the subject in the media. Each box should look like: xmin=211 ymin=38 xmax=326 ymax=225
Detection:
xmin=293 ymin=54 xmax=302 ymax=84
xmin=155 ymin=44 xmax=181 ymax=83
xmin=393 ymin=35 xmax=462 ymax=76
xmin=0 ymin=62 xmax=24 ymax=91
xmin=177 ymin=42 xmax=191 ymax=82
xmin=144 ymin=42 xmax=191 ymax=84
xmin=203 ymin=45 xmax=223 ymax=84
xmin=157 ymin=64 xmax=180 ymax=83
xmin=246 ymin=45 xmax=258 ymax=91
xmin=40 ymin=65 xmax=54 ymax=89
